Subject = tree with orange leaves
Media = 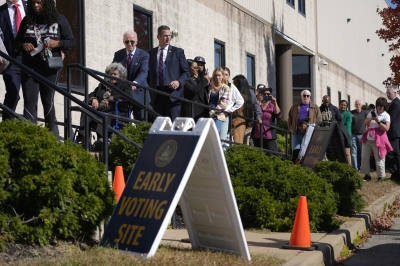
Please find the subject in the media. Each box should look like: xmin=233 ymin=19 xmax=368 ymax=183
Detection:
xmin=376 ymin=0 xmax=400 ymax=86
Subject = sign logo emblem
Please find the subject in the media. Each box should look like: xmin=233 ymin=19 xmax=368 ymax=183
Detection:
xmin=316 ymin=132 xmax=324 ymax=144
xmin=155 ymin=139 xmax=178 ymax=167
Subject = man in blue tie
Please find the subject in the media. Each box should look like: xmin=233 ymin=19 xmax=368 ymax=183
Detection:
xmin=112 ymin=30 xmax=150 ymax=121
xmin=147 ymin=25 xmax=190 ymax=121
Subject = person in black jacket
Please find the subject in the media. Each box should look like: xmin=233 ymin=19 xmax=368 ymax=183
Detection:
xmin=15 ymin=0 xmax=74 ymax=133
xmin=181 ymin=59 xmax=209 ymax=121
xmin=77 ymin=63 xmax=132 ymax=149
xmin=386 ymin=86 xmax=400 ymax=180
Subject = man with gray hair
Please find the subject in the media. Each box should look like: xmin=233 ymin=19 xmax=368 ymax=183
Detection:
xmin=112 ymin=30 xmax=150 ymax=121
xmin=288 ymin=90 xmax=321 ymax=162
xmin=386 ymin=86 xmax=400 ymax=180
xmin=350 ymin=99 xmax=369 ymax=171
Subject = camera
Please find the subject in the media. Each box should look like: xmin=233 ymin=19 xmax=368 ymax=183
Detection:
xmin=263 ymin=95 xmax=272 ymax=101
xmin=371 ymin=110 xmax=377 ymax=117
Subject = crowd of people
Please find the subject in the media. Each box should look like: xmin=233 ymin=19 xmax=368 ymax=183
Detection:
xmin=288 ymin=87 xmax=400 ymax=182
xmin=1 ymin=2 xmax=398 ymax=178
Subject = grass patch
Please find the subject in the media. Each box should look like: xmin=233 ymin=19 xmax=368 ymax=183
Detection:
xmin=0 ymin=241 xmax=285 ymax=266
xmin=358 ymin=172 xmax=399 ymax=207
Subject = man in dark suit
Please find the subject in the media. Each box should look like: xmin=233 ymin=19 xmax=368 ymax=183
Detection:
xmin=0 ymin=0 xmax=26 ymax=120
xmin=112 ymin=30 xmax=150 ymax=121
xmin=148 ymin=25 xmax=190 ymax=121
xmin=386 ymin=86 xmax=400 ymax=180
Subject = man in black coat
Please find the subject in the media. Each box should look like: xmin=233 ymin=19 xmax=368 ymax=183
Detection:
xmin=0 ymin=0 xmax=26 ymax=120
xmin=386 ymin=86 xmax=400 ymax=180
xmin=147 ymin=25 xmax=190 ymax=121
xmin=112 ymin=30 xmax=150 ymax=121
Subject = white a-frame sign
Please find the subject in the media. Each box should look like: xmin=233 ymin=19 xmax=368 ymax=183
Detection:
xmin=101 ymin=117 xmax=251 ymax=261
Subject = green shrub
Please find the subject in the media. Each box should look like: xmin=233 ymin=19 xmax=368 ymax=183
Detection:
xmin=314 ymin=161 xmax=364 ymax=214
xmin=225 ymin=145 xmax=339 ymax=232
xmin=0 ymin=119 xmax=115 ymax=247
xmin=276 ymin=134 xmax=288 ymax=153
xmin=108 ymin=122 xmax=152 ymax=179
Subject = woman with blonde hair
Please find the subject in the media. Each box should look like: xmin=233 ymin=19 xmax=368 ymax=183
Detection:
xmin=207 ymin=67 xmax=232 ymax=133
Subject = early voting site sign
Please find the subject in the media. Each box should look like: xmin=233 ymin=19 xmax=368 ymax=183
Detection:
xmin=301 ymin=121 xmax=347 ymax=169
xmin=101 ymin=117 xmax=250 ymax=261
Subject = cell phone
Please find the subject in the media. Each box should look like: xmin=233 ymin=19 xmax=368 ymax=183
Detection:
xmin=371 ymin=110 xmax=377 ymax=117
xmin=263 ymin=95 xmax=272 ymax=101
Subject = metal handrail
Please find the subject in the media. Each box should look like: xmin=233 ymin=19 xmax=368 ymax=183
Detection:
xmin=0 ymin=51 xmax=144 ymax=172
xmin=66 ymin=64 xmax=291 ymax=157
xmin=0 ymin=51 xmax=292 ymax=162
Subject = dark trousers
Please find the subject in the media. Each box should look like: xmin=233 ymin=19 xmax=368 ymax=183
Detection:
xmin=153 ymin=94 xmax=181 ymax=121
xmin=2 ymin=56 xmax=22 ymax=120
xmin=253 ymin=138 xmax=278 ymax=152
xmin=21 ymin=66 xmax=59 ymax=133
xmin=388 ymin=138 xmax=400 ymax=179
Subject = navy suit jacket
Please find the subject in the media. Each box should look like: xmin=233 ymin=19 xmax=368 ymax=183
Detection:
xmin=148 ymin=45 xmax=190 ymax=103
xmin=388 ymin=97 xmax=400 ymax=139
xmin=0 ymin=1 xmax=27 ymax=58
xmin=112 ymin=47 xmax=150 ymax=119
xmin=112 ymin=47 xmax=149 ymax=86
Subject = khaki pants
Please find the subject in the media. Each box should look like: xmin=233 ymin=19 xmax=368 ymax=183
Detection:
xmin=360 ymin=139 xmax=385 ymax=178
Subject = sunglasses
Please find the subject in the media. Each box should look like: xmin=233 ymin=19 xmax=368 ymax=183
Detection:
xmin=124 ymin=40 xmax=136 ymax=45
xmin=302 ymin=95 xmax=310 ymax=98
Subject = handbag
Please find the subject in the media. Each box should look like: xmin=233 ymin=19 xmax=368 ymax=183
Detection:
xmin=33 ymin=24 xmax=63 ymax=70
xmin=46 ymin=56 xmax=63 ymax=69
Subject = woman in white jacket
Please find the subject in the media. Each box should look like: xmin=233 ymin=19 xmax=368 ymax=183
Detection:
xmin=220 ymin=67 xmax=244 ymax=142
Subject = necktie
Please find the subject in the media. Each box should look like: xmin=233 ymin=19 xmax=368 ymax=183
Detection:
xmin=13 ymin=4 xmax=22 ymax=33
xmin=127 ymin=53 xmax=133 ymax=73
xmin=158 ymin=48 xmax=164 ymax=86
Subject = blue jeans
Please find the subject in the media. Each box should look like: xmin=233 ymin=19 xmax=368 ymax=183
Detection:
xmin=351 ymin=134 xmax=362 ymax=171
xmin=292 ymin=133 xmax=304 ymax=151
xmin=213 ymin=117 xmax=222 ymax=133
xmin=219 ymin=116 xmax=229 ymax=141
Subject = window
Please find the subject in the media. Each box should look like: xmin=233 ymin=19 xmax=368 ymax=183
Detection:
xmin=338 ymin=91 xmax=342 ymax=103
xmin=246 ymin=53 xmax=255 ymax=86
xmin=292 ymin=55 xmax=310 ymax=87
xmin=327 ymin=86 xmax=331 ymax=97
xmin=214 ymin=40 xmax=225 ymax=68
xmin=287 ymin=0 xmax=295 ymax=8
xmin=134 ymin=6 xmax=153 ymax=51
xmin=347 ymin=95 xmax=351 ymax=111
xmin=56 ymin=0 xmax=85 ymax=87
xmin=298 ymin=0 xmax=306 ymax=15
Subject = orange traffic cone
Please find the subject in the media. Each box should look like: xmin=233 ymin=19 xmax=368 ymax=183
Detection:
xmin=113 ymin=166 xmax=125 ymax=202
xmin=282 ymin=196 xmax=316 ymax=250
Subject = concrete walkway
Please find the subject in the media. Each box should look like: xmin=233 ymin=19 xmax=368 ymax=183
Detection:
xmin=161 ymin=187 xmax=400 ymax=266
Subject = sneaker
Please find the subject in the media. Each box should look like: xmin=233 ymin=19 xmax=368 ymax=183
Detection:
xmin=363 ymin=175 xmax=371 ymax=182
xmin=377 ymin=177 xmax=383 ymax=182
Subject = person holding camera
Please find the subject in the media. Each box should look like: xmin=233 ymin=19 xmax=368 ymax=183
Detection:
xmin=252 ymin=86 xmax=281 ymax=151
xmin=360 ymin=97 xmax=392 ymax=182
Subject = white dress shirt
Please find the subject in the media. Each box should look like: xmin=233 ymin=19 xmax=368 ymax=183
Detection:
xmin=7 ymin=0 xmax=26 ymax=38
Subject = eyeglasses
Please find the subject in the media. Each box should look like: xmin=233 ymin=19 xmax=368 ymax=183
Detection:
xmin=302 ymin=95 xmax=310 ymax=98
xmin=124 ymin=40 xmax=136 ymax=45
xmin=263 ymin=92 xmax=271 ymax=96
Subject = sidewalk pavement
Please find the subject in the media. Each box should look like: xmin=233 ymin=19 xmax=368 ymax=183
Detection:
xmin=161 ymin=186 xmax=400 ymax=266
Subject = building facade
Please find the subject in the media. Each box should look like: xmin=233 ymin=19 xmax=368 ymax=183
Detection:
xmin=0 ymin=0 xmax=392 ymax=134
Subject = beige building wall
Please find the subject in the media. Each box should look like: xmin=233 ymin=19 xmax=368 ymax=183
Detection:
xmin=316 ymin=0 xmax=391 ymax=106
